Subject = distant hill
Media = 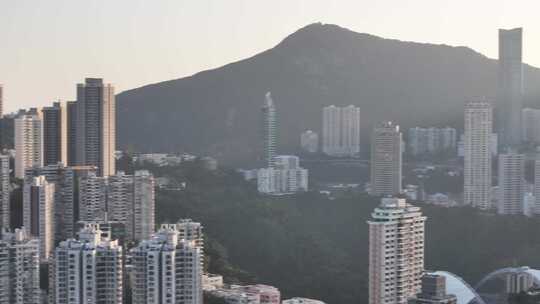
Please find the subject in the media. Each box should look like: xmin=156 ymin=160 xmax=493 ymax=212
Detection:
xmin=116 ymin=23 xmax=540 ymax=165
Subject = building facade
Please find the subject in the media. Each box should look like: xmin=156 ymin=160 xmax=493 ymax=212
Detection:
xmin=23 ymin=176 xmax=55 ymax=262
xmin=0 ymin=155 xmax=10 ymax=229
xmin=368 ymin=198 xmax=426 ymax=304
xmin=257 ymin=155 xmax=308 ymax=195
xmin=75 ymin=78 xmax=116 ymax=176
xmin=498 ymin=152 xmax=525 ymax=215
xmin=408 ymin=274 xmax=457 ymax=304
xmin=0 ymin=229 xmax=40 ymax=304
xmin=407 ymin=127 xmax=457 ymax=156
xmin=464 ymin=101 xmax=493 ymax=210
xmin=42 ymin=101 xmax=67 ymax=166
xmin=262 ymin=92 xmax=277 ymax=168
xmin=14 ymin=114 xmax=42 ymax=179
xmin=322 ymin=105 xmax=360 ymax=157
xmin=52 ymin=224 xmax=123 ymax=304
xmin=522 ymin=108 xmax=540 ymax=144
xmin=130 ymin=224 xmax=203 ymax=304
xmin=497 ymin=28 xmax=523 ymax=147
xmin=370 ymin=121 xmax=402 ymax=196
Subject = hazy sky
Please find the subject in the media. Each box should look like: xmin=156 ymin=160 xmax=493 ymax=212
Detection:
xmin=2 ymin=0 xmax=539 ymax=112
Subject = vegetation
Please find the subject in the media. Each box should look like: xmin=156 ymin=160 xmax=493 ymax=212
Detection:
xmin=149 ymin=161 xmax=540 ymax=303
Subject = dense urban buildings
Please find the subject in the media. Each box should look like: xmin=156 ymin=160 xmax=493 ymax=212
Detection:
xmin=0 ymin=229 xmax=40 ymax=304
xmin=257 ymin=155 xmax=308 ymax=195
xmin=52 ymin=223 xmax=123 ymax=304
xmin=407 ymin=127 xmax=457 ymax=156
xmin=408 ymin=274 xmax=457 ymax=304
xmin=464 ymin=100 xmax=493 ymax=210
xmin=370 ymin=121 xmax=402 ymax=196
xmin=262 ymin=92 xmax=277 ymax=168
xmin=130 ymin=223 xmax=203 ymax=304
xmin=498 ymin=152 xmax=525 ymax=215
xmin=42 ymin=101 xmax=67 ymax=166
xmin=14 ymin=114 xmax=42 ymax=178
xmin=0 ymin=155 xmax=9 ymax=229
xmin=23 ymin=176 xmax=55 ymax=262
xmin=75 ymin=78 xmax=116 ymax=176
xmin=497 ymin=28 xmax=523 ymax=147
xmin=322 ymin=105 xmax=361 ymax=157
xmin=300 ymin=130 xmax=319 ymax=153
xmin=78 ymin=170 xmax=155 ymax=242
xmin=368 ymin=198 xmax=426 ymax=304
xmin=521 ymin=108 xmax=540 ymax=144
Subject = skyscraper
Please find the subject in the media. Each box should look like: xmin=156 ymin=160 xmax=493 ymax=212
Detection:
xmin=42 ymin=101 xmax=67 ymax=166
xmin=322 ymin=105 xmax=361 ymax=157
xmin=368 ymin=198 xmax=426 ymax=304
xmin=0 ymin=228 xmax=40 ymax=304
xmin=408 ymin=274 xmax=457 ymax=304
xmin=498 ymin=152 xmax=525 ymax=215
xmin=0 ymin=84 xmax=3 ymax=118
xmin=497 ymin=28 xmax=523 ymax=147
xmin=52 ymin=223 xmax=123 ymax=304
xmin=262 ymin=92 xmax=277 ymax=168
xmin=23 ymin=176 xmax=55 ymax=262
xmin=14 ymin=114 xmax=42 ymax=178
xmin=533 ymin=161 xmax=540 ymax=215
xmin=370 ymin=121 xmax=402 ymax=196
xmin=131 ymin=224 xmax=203 ymax=304
xmin=66 ymin=101 xmax=78 ymax=166
xmin=75 ymin=78 xmax=116 ymax=176
xmin=521 ymin=108 xmax=540 ymax=144
xmin=464 ymin=100 xmax=493 ymax=210
xmin=0 ymin=154 xmax=10 ymax=229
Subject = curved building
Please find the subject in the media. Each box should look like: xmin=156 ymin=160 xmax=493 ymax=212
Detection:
xmin=475 ymin=267 xmax=540 ymax=304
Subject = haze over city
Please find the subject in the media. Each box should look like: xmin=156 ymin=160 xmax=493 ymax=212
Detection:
xmin=2 ymin=0 xmax=540 ymax=111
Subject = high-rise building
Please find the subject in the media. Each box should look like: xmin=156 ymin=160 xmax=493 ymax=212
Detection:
xmin=408 ymin=274 xmax=457 ymax=304
xmin=498 ymin=152 xmax=525 ymax=215
xmin=75 ymin=78 xmax=116 ymax=176
xmin=66 ymin=101 xmax=78 ymax=166
xmin=131 ymin=224 xmax=203 ymax=304
xmin=52 ymin=223 xmax=123 ymax=304
xmin=368 ymin=198 xmax=426 ymax=304
xmin=262 ymin=92 xmax=277 ymax=168
xmin=14 ymin=114 xmax=42 ymax=178
xmin=300 ymin=130 xmax=319 ymax=153
xmin=42 ymin=102 xmax=67 ymax=166
xmin=23 ymin=176 xmax=55 ymax=262
xmin=497 ymin=28 xmax=523 ymax=147
xmin=78 ymin=170 xmax=155 ymax=242
xmin=464 ymin=101 xmax=493 ymax=210
xmin=407 ymin=127 xmax=457 ymax=156
xmin=322 ymin=105 xmax=361 ymax=157
xmin=0 ymin=155 xmax=10 ymax=229
xmin=257 ymin=155 xmax=308 ymax=195
xmin=0 ymin=228 xmax=40 ymax=304
xmin=533 ymin=161 xmax=540 ymax=215
xmin=522 ymin=108 xmax=540 ymax=144
xmin=370 ymin=121 xmax=402 ymax=196
xmin=25 ymin=164 xmax=97 ymax=240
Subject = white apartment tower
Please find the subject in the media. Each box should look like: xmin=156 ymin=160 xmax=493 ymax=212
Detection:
xmin=300 ymin=130 xmax=319 ymax=153
xmin=533 ymin=161 xmax=540 ymax=215
xmin=368 ymin=198 xmax=426 ymax=304
xmin=322 ymin=105 xmax=360 ymax=157
xmin=0 ymin=155 xmax=10 ymax=229
xmin=14 ymin=114 xmax=42 ymax=179
xmin=498 ymin=152 xmax=525 ymax=215
xmin=464 ymin=100 xmax=493 ymax=210
xmin=262 ymin=92 xmax=277 ymax=168
xmin=52 ymin=224 xmax=123 ymax=304
xmin=131 ymin=224 xmax=203 ymax=304
xmin=75 ymin=78 xmax=116 ymax=177
xmin=370 ymin=121 xmax=402 ymax=196
xmin=0 ymin=229 xmax=40 ymax=304
xmin=257 ymin=155 xmax=309 ymax=195
xmin=23 ymin=176 xmax=55 ymax=262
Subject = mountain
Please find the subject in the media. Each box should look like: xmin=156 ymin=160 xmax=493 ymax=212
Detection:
xmin=116 ymin=23 xmax=540 ymax=165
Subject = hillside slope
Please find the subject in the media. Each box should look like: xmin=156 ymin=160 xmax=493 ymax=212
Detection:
xmin=117 ymin=23 xmax=540 ymax=164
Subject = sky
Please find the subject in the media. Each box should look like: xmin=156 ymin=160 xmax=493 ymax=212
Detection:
xmin=2 ymin=0 xmax=540 ymax=112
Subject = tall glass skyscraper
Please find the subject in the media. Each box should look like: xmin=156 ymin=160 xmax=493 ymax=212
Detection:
xmin=262 ymin=92 xmax=277 ymax=168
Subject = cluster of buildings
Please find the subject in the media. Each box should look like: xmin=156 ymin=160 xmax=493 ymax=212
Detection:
xmin=256 ymin=93 xmax=309 ymax=195
xmin=406 ymin=127 xmax=457 ymax=157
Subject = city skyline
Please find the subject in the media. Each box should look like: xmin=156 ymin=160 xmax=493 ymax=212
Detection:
xmin=2 ymin=1 xmax=540 ymax=112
